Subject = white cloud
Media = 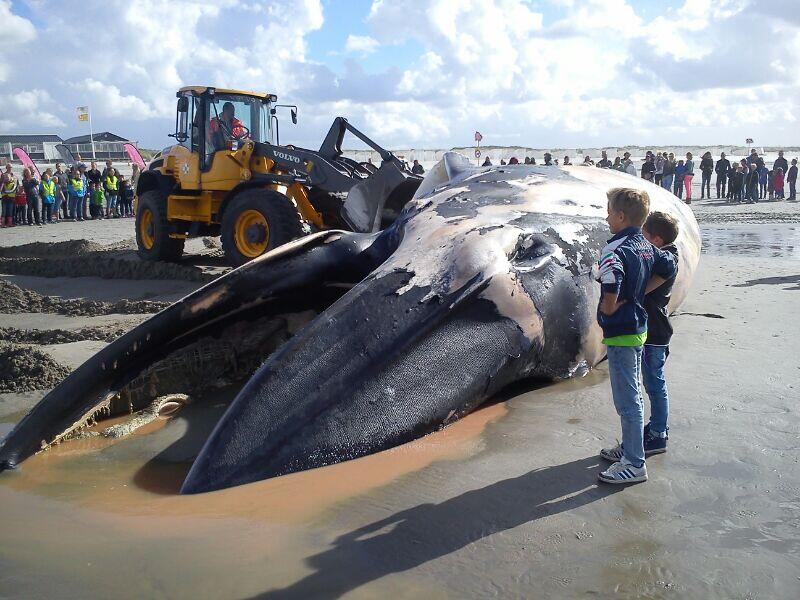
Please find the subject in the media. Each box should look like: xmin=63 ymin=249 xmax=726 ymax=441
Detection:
xmin=80 ymin=79 xmax=159 ymax=120
xmin=0 ymin=0 xmax=324 ymax=141
xmin=360 ymin=0 xmax=800 ymax=147
xmin=0 ymin=89 xmax=64 ymax=131
xmin=0 ymin=0 xmax=797 ymax=149
xmin=345 ymin=34 xmax=380 ymax=55
xmin=0 ymin=0 xmax=36 ymax=84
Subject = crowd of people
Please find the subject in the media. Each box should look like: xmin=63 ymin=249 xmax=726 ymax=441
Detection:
xmin=0 ymin=159 xmax=138 ymax=227
xmin=1 ymin=147 xmax=797 ymax=230
xmin=477 ymin=148 xmax=798 ymax=204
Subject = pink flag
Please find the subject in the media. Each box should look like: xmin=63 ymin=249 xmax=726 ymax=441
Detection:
xmin=123 ymin=143 xmax=146 ymax=170
xmin=12 ymin=147 xmax=41 ymax=179
xmin=474 ymin=131 xmax=483 ymax=142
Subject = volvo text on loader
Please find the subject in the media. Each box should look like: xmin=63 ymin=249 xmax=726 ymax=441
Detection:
xmin=135 ymin=86 xmax=422 ymax=266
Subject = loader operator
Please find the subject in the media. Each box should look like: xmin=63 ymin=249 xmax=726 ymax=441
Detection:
xmin=209 ymin=102 xmax=248 ymax=150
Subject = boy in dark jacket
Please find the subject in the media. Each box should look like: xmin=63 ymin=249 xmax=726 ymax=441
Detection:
xmin=597 ymin=188 xmax=677 ymax=484
xmin=673 ymin=160 xmax=686 ymax=198
xmin=732 ymin=166 xmax=745 ymax=202
xmin=640 ymin=212 xmax=679 ymax=455
xmin=788 ymin=159 xmax=798 ymax=201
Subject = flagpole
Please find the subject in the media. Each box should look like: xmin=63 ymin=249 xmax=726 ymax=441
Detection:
xmin=88 ymin=106 xmax=96 ymax=160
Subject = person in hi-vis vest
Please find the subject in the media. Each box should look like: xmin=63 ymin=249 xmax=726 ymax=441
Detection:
xmin=104 ymin=168 xmax=120 ymax=217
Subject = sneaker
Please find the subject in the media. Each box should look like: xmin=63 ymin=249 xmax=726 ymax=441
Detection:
xmin=600 ymin=441 xmax=624 ymax=462
xmin=644 ymin=424 xmax=668 ymax=456
xmin=598 ymin=457 xmax=647 ymax=484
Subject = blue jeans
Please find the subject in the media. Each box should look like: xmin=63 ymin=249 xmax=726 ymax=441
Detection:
xmin=606 ymin=344 xmax=645 ymax=467
xmin=69 ymin=194 xmax=85 ymax=219
xmin=642 ymin=345 xmax=669 ymax=434
xmin=661 ymin=174 xmax=673 ymax=191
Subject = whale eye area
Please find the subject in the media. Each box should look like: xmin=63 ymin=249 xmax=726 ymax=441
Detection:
xmin=510 ymin=235 xmax=557 ymax=271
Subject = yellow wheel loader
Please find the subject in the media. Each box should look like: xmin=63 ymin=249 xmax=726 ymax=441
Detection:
xmin=135 ymin=86 xmax=422 ymax=266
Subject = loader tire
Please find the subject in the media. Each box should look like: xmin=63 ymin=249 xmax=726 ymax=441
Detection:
xmin=136 ymin=190 xmax=185 ymax=262
xmin=221 ymin=188 xmax=304 ymax=267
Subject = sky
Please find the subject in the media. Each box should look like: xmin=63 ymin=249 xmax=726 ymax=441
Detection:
xmin=0 ymin=0 xmax=798 ymax=150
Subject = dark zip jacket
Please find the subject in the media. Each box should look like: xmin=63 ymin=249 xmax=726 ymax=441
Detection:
xmin=746 ymin=170 xmax=759 ymax=191
xmin=715 ymin=158 xmax=730 ymax=176
xmin=597 ymin=227 xmax=677 ymax=340
xmin=86 ymin=169 xmax=102 ymax=185
xmin=644 ymin=243 xmax=678 ymax=346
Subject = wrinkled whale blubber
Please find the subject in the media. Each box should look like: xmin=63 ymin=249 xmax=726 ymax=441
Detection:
xmin=0 ymin=153 xmax=701 ymax=494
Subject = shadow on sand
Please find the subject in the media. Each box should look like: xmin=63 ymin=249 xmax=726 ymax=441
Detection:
xmin=254 ymin=455 xmax=622 ymax=599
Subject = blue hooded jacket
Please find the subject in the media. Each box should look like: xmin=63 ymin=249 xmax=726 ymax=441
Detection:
xmin=597 ymin=226 xmax=677 ymax=340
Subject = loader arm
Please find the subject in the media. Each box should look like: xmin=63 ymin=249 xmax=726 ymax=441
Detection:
xmin=253 ymin=122 xmax=421 ymax=233
xmin=319 ymin=117 xmax=397 ymax=164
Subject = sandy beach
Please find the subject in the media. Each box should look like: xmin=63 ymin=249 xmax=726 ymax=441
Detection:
xmin=0 ymin=192 xmax=798 ymax=598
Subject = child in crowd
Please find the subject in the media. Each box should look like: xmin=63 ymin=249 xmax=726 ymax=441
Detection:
xmin=640 ymin=212 xmax=680 ymax=456
xmin=788 ymin=159 xmax=798 ymax=201
xmin=40 ymin=171 xmax=56 ymax=223
xmin=104 ymin=167 xmax=120 ymax=217
xmin=773 ymin=168 xmax=785 ymax=199
xmin=14 ymin=174 xmax=27 ymax=225
xmin=68 ymin=168 xmax=86 ymax=221
xmin=767 ymin=170 xmax=775 ymax=200
xmin=1 ymin=168 xmax=18 ymax=227
xmin=53 ymin=164 xmax=68 ymax=219
xmin=733 ymin=164 xmax=745 ymax=202
xmin=597 ymin=188 xmax=677 ymax=484
xmin=726 ymin=165 xmax=735 ymax=200
xmin=119 ymin=176 xmax=134 ymax=216
xmin=22 ymin=168 xmax=42 ymax=226
xmin=757 ymin=162 xmax=769 ymax=199
xmin=90 ymin=182 xmax=105 ymax=219
xmin=673 ymin=160 xmax=686 ymax=198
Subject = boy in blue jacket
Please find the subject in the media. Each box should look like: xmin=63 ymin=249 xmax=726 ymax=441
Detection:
xmin=596 ymin=188 xmax=677 ymax=484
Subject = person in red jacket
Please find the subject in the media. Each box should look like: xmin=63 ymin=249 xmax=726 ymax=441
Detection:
xmin=209 ymin=102 xmax=247 ymax=150
xmin=773 ymin=168 xmax=785 ymax=199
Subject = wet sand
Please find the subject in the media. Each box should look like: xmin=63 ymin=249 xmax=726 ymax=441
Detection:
xmin=1 ymin=199 xmax=799 ymax=598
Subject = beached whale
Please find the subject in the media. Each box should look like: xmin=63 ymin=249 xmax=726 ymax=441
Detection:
xmin=0 ymin=153 xmax=700 ymax=494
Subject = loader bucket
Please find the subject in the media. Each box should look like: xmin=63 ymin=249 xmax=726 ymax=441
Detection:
xmin=340 ymin=161 xmax=421 ymax=233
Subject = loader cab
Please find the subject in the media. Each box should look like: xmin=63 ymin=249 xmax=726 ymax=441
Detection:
xmin=172 ymin=87 xmax=276 ymax=171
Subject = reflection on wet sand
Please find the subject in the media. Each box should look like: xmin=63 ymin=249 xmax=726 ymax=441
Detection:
xmin=701 ymin=225 xmax=800 ymax=258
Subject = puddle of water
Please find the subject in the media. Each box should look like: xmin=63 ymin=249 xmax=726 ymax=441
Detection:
xmin=701 ymin=224 xmax=800 ymax=258
xmin=0 ymin=397 xmax=509 ymax=597
xmin=1 ymin=398 xmax=508 ymax=520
